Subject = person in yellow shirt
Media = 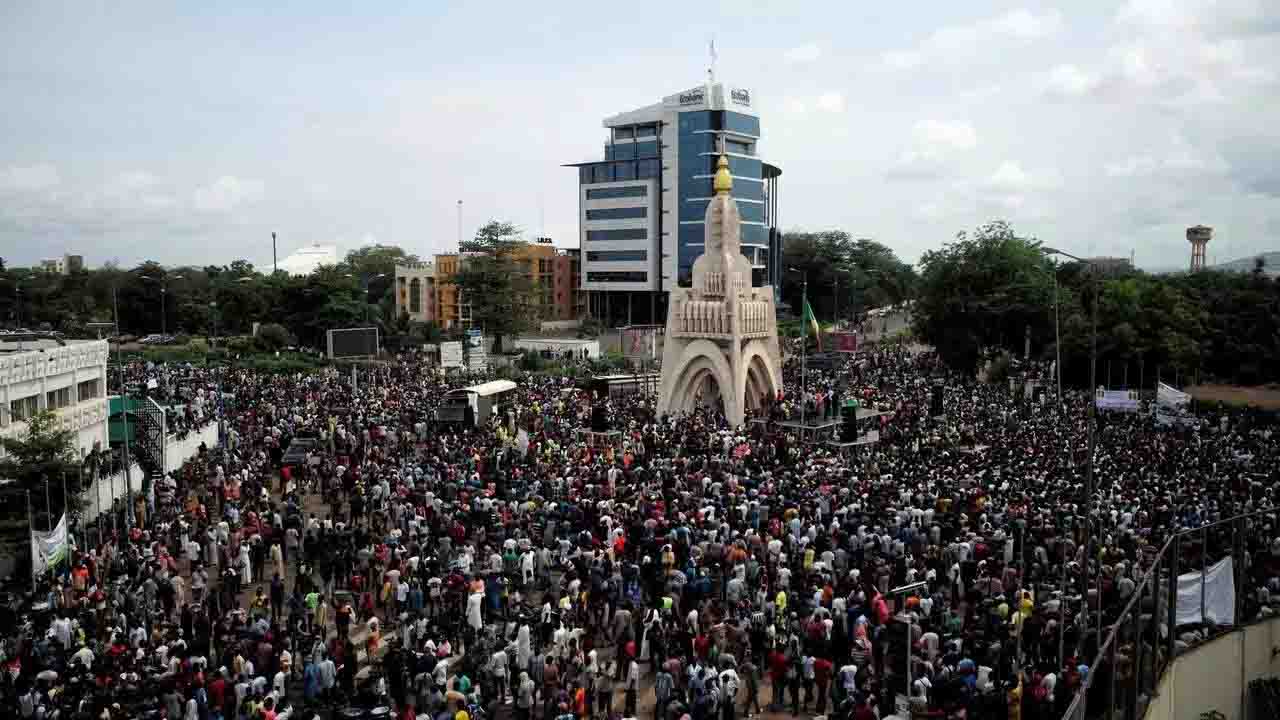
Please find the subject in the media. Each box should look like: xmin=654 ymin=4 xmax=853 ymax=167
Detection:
xmin=776 ymin=590 xmax=787 ymax=613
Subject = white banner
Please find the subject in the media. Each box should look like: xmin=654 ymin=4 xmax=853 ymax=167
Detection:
xmin=440 ymin=341 xmax=464 ymax=369
xmin=1095 ymin=389 xmax=1140 ymax=412
xmin=1155 ymin=382 xmax=1194 ymax=427
xmin=31 ymin=513 xmax=69 ymax=578
xmin=1176 ymin=556 xmax=1235 ymax=626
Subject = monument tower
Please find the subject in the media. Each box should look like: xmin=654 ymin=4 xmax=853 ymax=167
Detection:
xmin=656 ymin=152 xmax=782 ymax=426
xmin=1188 ymin=225 xmax=1211 ymax=272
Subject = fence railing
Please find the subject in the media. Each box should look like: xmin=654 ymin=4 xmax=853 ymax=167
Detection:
xmin=1059 ymin=507 xmax=1273 ymax=720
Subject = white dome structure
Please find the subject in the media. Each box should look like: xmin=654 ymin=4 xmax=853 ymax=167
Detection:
xmin=276 ymin=244 xmax=340 ymax=275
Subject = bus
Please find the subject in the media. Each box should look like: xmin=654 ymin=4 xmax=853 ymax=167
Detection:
xmin=434 ymin=379 xmax=518 ymax=426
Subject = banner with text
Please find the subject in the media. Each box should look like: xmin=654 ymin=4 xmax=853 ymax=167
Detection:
xmin=31 ymin=513 xmax=69 ymax=578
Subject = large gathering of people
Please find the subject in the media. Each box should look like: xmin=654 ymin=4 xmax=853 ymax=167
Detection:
xmin=4 ymin=335 xmax=1280 ymax=720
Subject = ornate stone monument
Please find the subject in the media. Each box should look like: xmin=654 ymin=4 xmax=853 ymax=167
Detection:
xmin=656 ymin=153 xmax=782 ymax=426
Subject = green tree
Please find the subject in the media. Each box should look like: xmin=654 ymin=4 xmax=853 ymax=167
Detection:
xmin=780 ymin=230 xmax=916 ymax=322
xmin=913 ymin=221 xmax=1054 ymax=373
xmin=0 ymin=411 xmax=82 ymax=528
xmin=256 ymin=322 xmax=294 ymax=351
xmin=453 ymin=220 xmax=536 ymax=352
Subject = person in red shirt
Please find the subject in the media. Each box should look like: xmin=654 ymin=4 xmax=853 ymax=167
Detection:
xmin=814 ymin=657 xmax=834 ymax=714
xmin=768 ymin=649 xmax=788 ymax=711
xmin=208 ymin=673 xmax=227 ymax=712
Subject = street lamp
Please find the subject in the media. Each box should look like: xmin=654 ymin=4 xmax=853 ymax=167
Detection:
xmin=1040 ymin=245 xmax=1101 ymax=653
xmin=141 ymin=275 xmax=184 ymax=335
xmin=346 ymin=272 xmax=388 ymax=325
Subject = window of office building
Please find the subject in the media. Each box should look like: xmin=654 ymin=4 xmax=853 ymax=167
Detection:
xmin=587 ymin=250 xmax=647 ymax=262
xmin=587 ymin=271 xmax=647 ymax=283
xmin=606 ymin=144 xmax=635 ymax=161
xmin=46 ymin=387 xmax=71 ymax=410
xmin=633 ymin=140 xmax=659 ymax=158
xmin=9 ymin=395 xmax=39 ymax=422
xmin=613 ymin=127 xmax=634 ymax=141
xmin=725 ymin=138 xmax=753 ymax=155
xmin=586 ymin=186 xmax=647 ymax=200
xmin=409 ymin=278 xmax=422 ymax=313
xmin=586 ymin=229 xmax=647 ymax=242
xmin=635 ymin=124 xmax=657 ymax=138
xmin=77 ymin=379 xmax=100 ymax=402
xmin=586 ymin=207 xmax=646 ymax=220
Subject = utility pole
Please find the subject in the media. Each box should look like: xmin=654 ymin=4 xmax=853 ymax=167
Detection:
xmin=457 ymin=200 xmax=463 ymax=250
xmin=112 ymin=286 xmax=133 ymax=528
xmin=272 ymin=232 xmax=278 ymax=275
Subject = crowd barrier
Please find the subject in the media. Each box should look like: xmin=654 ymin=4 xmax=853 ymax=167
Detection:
xmin=1059 ymin=508 xmax=1280 ymax=720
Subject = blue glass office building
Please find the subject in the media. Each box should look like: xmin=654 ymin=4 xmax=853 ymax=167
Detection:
xmin=568 ymin=82 xmax=782 ymax=325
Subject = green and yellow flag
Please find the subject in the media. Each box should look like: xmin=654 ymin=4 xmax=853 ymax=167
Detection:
xmin=802 ymin=300 xmax=822 ymax=351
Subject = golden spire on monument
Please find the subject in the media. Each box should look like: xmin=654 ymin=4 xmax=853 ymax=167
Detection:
xmin=713 ymin=152 xmax=733 ymax=195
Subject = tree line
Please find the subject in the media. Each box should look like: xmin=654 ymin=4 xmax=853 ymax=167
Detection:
xmin=912 ymin=220 xmax=1280 ymax=388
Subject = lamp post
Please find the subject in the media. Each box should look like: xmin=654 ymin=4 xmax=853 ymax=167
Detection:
xmin=346 ymin=272 xmax=387 ymax=325
xmin=1041 ymin=245 xmax=1101 ymax=654
xmin=141 ymin=275 xmax=184 ymax=335
xmin=788 ymin=267 xmax=808 ymax=430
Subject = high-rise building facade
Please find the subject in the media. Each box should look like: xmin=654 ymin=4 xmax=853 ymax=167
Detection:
xmin=568 ymin=81 xmax=782 ymax=326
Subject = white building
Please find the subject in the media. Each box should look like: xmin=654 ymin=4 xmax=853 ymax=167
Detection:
xmin=277 ymin=244 xmax=340 ymax=275
xmin=0 ymin=338 xmax=110 ymax=459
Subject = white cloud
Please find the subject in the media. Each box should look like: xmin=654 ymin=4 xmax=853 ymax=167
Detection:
xmin=1044 ymin=64 xmax=1099 ymax=97
xmin=915 ymin=120 xmax=978 ymax=151
xmin=1105 ymin=132 xmax=1230 ymax=178
xmin=193 ymin=176 xmax=265 ymax=212
xmin=784 ymin=43 xmax=821 ymax=64
xmin=815 ymin=92 xmax=845 ymax=112
xmin=880 ymin=9 xmax=1063 ymax=70
xmin=1044 ymin=1 xmax=1277 ymax=106
xmin=781 ymin=97 xmax=808 ymax=115
xmin=0 ymin=164 xmax=60 ymax=193
xmin=886 ymin=120 xmax=978 ymax=181
xmin=988 ymin=161 xmax=1031 ymax=190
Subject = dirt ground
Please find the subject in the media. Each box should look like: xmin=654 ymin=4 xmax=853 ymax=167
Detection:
xmin=1186 ymin=384 xmax=1280 ymax=410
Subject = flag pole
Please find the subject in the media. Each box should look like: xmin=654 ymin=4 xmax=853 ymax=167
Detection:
xmin=27 ymin=489 xmax=36 ymax=593
xmin=801 ymin=274 xmax=808 ymax=432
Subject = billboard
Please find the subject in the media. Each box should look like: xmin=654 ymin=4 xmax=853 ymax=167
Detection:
xmin=830 ymin=332 xmax=858 ymax=353
xmin=440 ymin=341 xmax=464 ymax=369
xmin=327 ymin=327 xmax=379 ymax=359
xmin=621 ymin=325 xmax=662 ymax=361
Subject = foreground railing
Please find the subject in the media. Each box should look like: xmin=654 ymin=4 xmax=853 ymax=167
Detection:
xmin=1060 ymin=507 xmax=1274 ymax=720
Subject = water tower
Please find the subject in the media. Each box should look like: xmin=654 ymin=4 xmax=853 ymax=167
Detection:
xmin=1187 ymin=225 xmax=1212 ymax=272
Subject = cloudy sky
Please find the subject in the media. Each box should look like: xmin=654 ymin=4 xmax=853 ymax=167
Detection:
xmin=1 ymin=0 xmax=1277 ymax=270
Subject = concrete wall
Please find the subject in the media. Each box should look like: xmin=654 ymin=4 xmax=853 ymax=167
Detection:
xmin=1144 ymin=618 xmax=1280 ymax=720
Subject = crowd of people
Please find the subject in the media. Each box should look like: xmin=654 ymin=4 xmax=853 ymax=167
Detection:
xmin=4 ymin=339 xmax=1280 ymax=720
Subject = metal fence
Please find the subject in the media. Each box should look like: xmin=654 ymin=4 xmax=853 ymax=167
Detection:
xmin=1059 ymin=508 xmax=1272 ymax=720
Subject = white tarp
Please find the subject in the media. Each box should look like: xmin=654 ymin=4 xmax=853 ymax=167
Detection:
xmin=440 ymin=342 xmax=464 ymax=369
xmin=1176 ymin=556 xmax=1235 ymax=626
xmin=31 ymin=513 xmax=69 ymax=578
xmin=1095 ymin=389 xmax=1140 ymax=412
